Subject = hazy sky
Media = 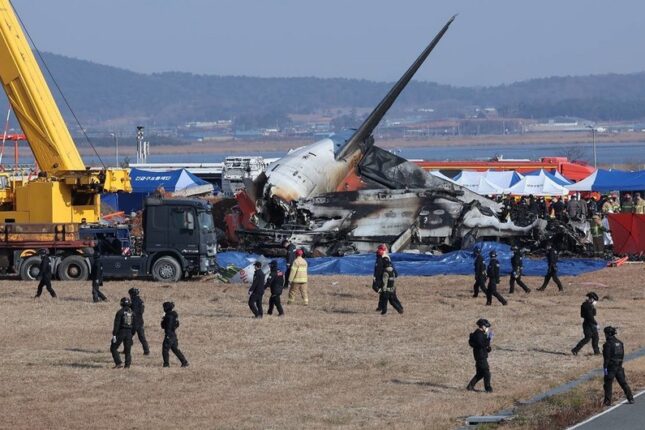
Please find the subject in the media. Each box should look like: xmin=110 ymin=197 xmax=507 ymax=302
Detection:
xmin=10 ymin=0 xmax=645 ymax=86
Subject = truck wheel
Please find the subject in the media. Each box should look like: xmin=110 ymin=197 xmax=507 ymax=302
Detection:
xmin=152 ymin=256 xmax=182 ymax=282
xmin=20 ymin=256 xmax=41 ymax=281
xmin=58 ymin=255 xmax=90 ymax=281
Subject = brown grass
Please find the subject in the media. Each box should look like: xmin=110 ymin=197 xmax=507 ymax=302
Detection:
xmin=2 ymin=263 xmax=645 ymax=429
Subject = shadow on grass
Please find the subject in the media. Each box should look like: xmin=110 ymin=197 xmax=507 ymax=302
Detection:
xmin=390 ymin=378 xmax=458 ymax=391
xmin=59 ymin=297 xmax=88 ymax=303
xmin=322 ymin=307 xmax=361 ymax=315
xmin=55 ymin=362 xmax=105 ymax=369
xmin=530 ymin=348 xmax=569 ymax=356
xmin=64 ymin=348 xmax=104 ymax=354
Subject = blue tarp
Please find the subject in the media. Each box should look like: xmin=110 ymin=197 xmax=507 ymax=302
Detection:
xmin=217 ymin=242 xmax=606 ymax=277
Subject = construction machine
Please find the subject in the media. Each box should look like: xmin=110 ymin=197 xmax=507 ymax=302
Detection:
xmin=0 ymin=0 xmax=131 ymax=279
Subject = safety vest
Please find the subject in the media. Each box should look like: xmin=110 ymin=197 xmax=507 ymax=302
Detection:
xmin=601 ymin=202 xmax=613 ymax=213
xmin=621 ymin=202 xmax=634 ymax=213
xmin=636 ymin=200 xmax=645 ymax=214
xmin=590 ymin=224 xmax=603 ymax=238
xmin=289 ymin=257 xmax=308 ymax=283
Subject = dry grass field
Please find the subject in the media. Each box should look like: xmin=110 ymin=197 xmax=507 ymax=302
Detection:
xmin=2 ymin=264 xmax=645 ymax=430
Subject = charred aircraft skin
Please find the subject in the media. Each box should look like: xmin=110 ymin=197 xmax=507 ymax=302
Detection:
xmin=238 ymin=188 xmax=539 ymax=256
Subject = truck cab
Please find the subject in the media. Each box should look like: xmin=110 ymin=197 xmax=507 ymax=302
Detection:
xmin=101 ymin=198 xmax=217 ymax=281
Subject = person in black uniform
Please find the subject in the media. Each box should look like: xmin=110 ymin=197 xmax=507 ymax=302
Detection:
xmin=110 ymin=297 xmax=134 ymax=368
xmin=472 ymin=247 xmax=487 ymax=298
xmin=266 ymin=260 xmax=285 ymax=317
xmin=486 ymin=251 xmax=507 ymax=306
xmin=129 ymin=288 xmax=150 ymax=355
xmin=572 ymin=292 xmax=600 ymax=356
xmin=467 ymin=318 xmax=494 ymax=393
xmin=509 ymin=246 xmax=531 ymax=294
xmin=378 ymin=254 xmax=404 ymax=315
xmin=161 ymin=301 xmax=189 ymax=368
xmin=537 ymin=243 xmax=564 ymax=291
xmin=34 ymin=249 xmax=56 ymax=298
xmin=282 ymin=239 xmax=296 ymax=289
xmin=373 ymin=244 xmax=387 ymax=311
xmin=91 ymin=252 xmax=107 ymax=302
xmin=602 ymin=326 xmax=634 ymax=406
xmin=248 ymin=261 xmax=266 ymax=318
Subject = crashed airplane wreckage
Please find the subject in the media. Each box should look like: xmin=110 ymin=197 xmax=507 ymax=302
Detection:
xmin=223 ymin=16 xmax=584 ymax=256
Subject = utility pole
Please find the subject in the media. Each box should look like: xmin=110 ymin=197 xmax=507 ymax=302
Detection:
xmin=586 ymin=125 xmax=597 ymax=168
xmin=110 ymin=132 xmax=119 ymax=167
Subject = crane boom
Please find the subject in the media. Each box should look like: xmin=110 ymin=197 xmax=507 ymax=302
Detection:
xmin=0 ymin=0 xmax=130 ymax=224
xmin=0 ymin=0 xmax=84 ymax=173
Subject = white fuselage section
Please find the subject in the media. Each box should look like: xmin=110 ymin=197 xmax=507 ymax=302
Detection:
xmin=262 ymin=138 xmax=361 ymax=203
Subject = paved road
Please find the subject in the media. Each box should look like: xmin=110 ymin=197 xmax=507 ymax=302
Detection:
xmin=569 ymin=390 xmax=645 ymax=430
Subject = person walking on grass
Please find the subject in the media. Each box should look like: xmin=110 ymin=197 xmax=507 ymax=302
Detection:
xmin=537 ymin=243 xmax=563 ymax=292
xmin=287 ymin=249 xmax=308 ymax=305
xmin=472 ymin=247 xmax=487 ymax=298
xmin=129 ymin=288 xmax=150 ymax=355
xmin=378 ymin=254 xmax=403 ymax=315
xmin=467 ymin=319 xmax=494 ymax=393
xmin=34 ymin=249 xmax=56 ymax=299
xmin=248 ymin=261 xmax=266 ymax=318
xmin=266 ymin=260 xmax=285 ymax=317
xmin=485 ymin=251 xmax=507 ymax=306
xmin=110 ymin=297 xmax=134 ymax=369
xmin=509 ymin=246 xmax=530 ymax=294
xmin=91 ymin=252 xmax=107 ymax=302
xmin=161 ymin=301 xmax=189 ymax=368
xmin=602 ymin=326 xmax=634 ymax=406
xmin=571 ymin=292 xmax=600 ymax=356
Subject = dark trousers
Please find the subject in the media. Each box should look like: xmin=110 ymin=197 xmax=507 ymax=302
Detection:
xmin=379 ymin=291 xmax=403 ymax=315
xmin=468 ymin=359 xmax=492 ymax=391
xmin=268 ymin=294 xmax=284 ymax=315
xmin=572 ymin=323 xmax=599 ymax=354
xmin=163 ymin=333 xmax=188 ymax=366
xmin=473 ymin=277 xmax=487 ymax=297
xmin=592 ymin=237 xmax=604 ymax=258
xmin=539 ymin=269 xmax=563 ymax=291
xmin=91 ymin=282 xmax=107 ymax=302
xmin=36 ymin=278 xmax=56 ymax=297
xmin=248 ymin=294 xmax=263 ymax=317
xmin=110 ymin=330 xmax=133 ymax=366
xmin=509 ymin=272 xmax=530 ymax=293
xmin=486 ymin=282 xmax=507 ymax=305
xmin=604 ymin=365 xmax=633 ymax=404
xmin=132 ymin=324 xmax=150 ymax=354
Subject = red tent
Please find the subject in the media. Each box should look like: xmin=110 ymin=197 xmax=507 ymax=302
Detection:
xmin=607 ymin=214 xmax=645 ymax=254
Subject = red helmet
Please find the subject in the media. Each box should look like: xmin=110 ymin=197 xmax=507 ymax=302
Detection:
xmin=295 ymin=249 xmax=304 ymax=257
xmin=376 ymin=248 xmax=386 ymax=257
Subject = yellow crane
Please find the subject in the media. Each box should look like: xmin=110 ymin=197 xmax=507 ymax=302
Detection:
xmin=0 ymin=0 xmax=131 ymax=223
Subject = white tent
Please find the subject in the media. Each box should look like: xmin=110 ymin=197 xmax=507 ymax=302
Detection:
xmin=453 ymin=170 xmax=522 ymax=194
xmin=429 ymin=170 xmax=458 ymax=184
xmin=507 ymin=171 xmax=570 ymax=196
xmin=451 ymin=171 xmax=505 ymax=194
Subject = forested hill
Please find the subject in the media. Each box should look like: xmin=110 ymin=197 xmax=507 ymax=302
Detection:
xmin=3 ymin=52 xmax=645 ymax=126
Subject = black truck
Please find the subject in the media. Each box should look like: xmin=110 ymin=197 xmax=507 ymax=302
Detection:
xmin=99 ymin=197 xmax=217 ymax=282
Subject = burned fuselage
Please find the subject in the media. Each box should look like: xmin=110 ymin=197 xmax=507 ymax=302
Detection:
xmin=228 ymin=15 xmax=554 ymax=255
